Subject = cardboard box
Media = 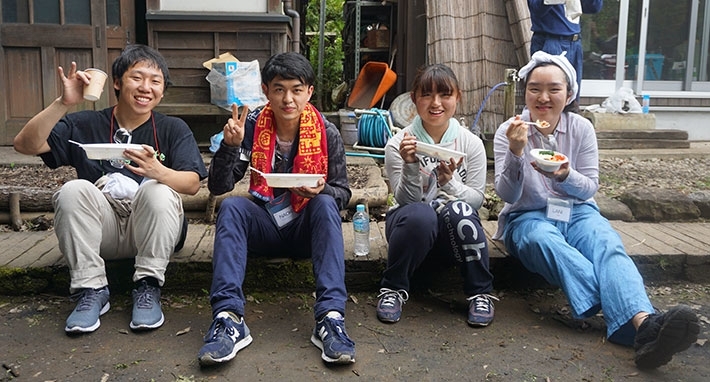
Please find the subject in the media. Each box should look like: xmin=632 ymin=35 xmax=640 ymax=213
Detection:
xmin=365 ymin=29 xmax=390 ymax=49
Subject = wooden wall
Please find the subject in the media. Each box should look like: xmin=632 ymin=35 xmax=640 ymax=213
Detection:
xmin=425 ymin=0 xmax=520 ymax=135
xmin=145 ymin=12 xmax=293 ymax=143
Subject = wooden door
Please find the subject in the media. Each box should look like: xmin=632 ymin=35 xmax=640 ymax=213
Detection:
xmin=0 ymin=0 xmax=135 ymax=145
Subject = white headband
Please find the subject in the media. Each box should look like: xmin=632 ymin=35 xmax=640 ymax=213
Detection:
xmin=518 ymin=51 xmax=578 ymax=104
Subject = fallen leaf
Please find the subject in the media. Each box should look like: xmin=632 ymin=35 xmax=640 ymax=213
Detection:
xmin=696 ymin=338 xmax=707 ymax=347
xmin=101 ymin=373 xmax=110 ymax=382
xmin=176 ymin=327 xmax=191 ymax=336
xmin=350 ymin=295 xmax=359 ymax=304
xmin=118 ymin=329 xmax=129 ymax=335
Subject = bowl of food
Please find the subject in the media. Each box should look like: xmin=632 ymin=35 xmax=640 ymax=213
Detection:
xmin=530 ymin=149 xmax=568 ymax=172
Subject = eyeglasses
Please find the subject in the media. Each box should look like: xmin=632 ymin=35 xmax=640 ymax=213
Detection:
xmin=110 ymin=127 xmax=132 ymax=168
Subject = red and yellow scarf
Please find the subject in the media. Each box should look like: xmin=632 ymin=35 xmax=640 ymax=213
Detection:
xmin=249 ymin=103 xmax=328 ymax=212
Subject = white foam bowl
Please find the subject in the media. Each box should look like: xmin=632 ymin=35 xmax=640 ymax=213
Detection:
xmin=415 ymin=141 xmax=467 ymax=162
xmin=260 ymin=173 xmax=324 ymax=188
xmin=74 ymin=143 xmax=147 ymax=160
xmin=530 ymin=148 xmax=569 ymax=172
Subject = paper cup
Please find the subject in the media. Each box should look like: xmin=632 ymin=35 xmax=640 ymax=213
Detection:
xmin=83 ymin=68 xmax=108 ymax=102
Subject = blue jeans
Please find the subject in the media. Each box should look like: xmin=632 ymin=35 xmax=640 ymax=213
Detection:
xmin=502 ymin=203 xmax=654 ymax=345
xmin=531 ymin=33 xmax=583 ymax=101
xmin=382 ymin=202 xmax=493 ymax=296
xmin=209 ymin=194 xmax=347 ymax=320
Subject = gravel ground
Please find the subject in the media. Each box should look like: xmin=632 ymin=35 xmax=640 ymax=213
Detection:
xmin=598 ymin=157 xmax=710 ymax=198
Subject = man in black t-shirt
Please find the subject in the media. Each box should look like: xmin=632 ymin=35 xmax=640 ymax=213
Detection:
xmin=13 ymin=44 xmax=207 ymax=334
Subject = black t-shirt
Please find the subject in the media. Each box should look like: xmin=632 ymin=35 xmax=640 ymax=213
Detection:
xmin=40 ymin=107 xmax=208 ymax=183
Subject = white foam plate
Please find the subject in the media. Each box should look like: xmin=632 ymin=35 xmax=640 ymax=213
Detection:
xmin=70 ymin=141 xmax=147 ymax=160
xmin=415 ymin=141 xmax=467 ymax=162
xmin=260 ymin=173 xmax=324 ymax=188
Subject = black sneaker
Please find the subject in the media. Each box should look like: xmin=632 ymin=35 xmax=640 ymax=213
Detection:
xmin=634 ymin=305 xmax=700 ymax=369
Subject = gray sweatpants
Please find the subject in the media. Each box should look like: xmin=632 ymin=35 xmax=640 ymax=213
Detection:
xmin=52 ymin=179 xmax=183 ymax=292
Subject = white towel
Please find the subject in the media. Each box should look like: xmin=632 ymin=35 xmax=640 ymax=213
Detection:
xmin=518 ymin=51 xmax=578 ymax=104
xmin=565 ymin=0 xmax=583 ymax=23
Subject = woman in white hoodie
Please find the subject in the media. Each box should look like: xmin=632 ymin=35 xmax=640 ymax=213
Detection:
xmin=376 ymin=64 xmax=496 ymax=327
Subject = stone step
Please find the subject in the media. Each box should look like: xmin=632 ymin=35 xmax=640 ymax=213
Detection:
xmin=596 ymin=129 xmax=690 ymax=150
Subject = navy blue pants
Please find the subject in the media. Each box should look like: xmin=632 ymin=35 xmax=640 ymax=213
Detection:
xmin=209 ymin=194 xmax=347 ymax=320
xmin=381 ymin=202 xmax=493 ymax=296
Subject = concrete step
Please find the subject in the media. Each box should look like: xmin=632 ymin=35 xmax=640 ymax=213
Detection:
xmin=596 ymin=129 xmax=690 ymax=150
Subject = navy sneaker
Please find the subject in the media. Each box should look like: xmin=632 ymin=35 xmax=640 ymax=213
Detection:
xmin=198 ymin=311 xmax=253 ymax=366
xmin=65 ymin=286 xmax=110 ymax=333
xmin=129 ymin=279 xmax=164 ymax=330
xmin=467 ymin=294 xmax=499 ymax=327
xmin=634 ymin=305 xmax=700 ymax=369
xmin=311 ymin=311 xmax=356 ymax=364
xmin=376 ymin=288 xmax=409 ymax=323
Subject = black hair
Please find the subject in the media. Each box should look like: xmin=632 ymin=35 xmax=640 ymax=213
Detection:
xmin=410 ymin=64 xmax=460 ymax=98
xmin=522 ymin=62 xmax=579 ymax=113
xmin=111 ymin=44 xmax=171 ymax=97
xmin=261 ymin=52 xmax=315 ymax=87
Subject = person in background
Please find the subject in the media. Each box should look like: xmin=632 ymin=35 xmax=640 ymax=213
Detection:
xmin=376 ymin=64 xmax=495 ymax=327
xmin=13 ymin=44 xmax=207 ymax=334
xmin=493 ymin=50 xmax=699 ymax=369
xmin=197 ymin=52 xmax=355 ymax=366
xmin=528 ymin=0 xmax=603 ymax=102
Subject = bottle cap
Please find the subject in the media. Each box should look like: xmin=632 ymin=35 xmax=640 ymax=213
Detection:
xmin=356 ymin=204 xmax=365 ymax=212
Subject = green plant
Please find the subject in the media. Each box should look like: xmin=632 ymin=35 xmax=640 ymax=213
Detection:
xmin=305 ymin=0 xmax=345 ymax=112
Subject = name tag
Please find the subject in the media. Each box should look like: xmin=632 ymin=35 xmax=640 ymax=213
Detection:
xmin=266 ymin=192 xmax=300 ymax=228
xmin=546 ymin=197 xmax=571 ymax=223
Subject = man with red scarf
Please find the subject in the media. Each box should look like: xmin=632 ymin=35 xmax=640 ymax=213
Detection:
xmin=198 ymin=52 xmax=355 ymax=366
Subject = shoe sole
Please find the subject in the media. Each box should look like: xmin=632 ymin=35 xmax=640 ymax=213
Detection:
xmin=310 ymin=335 xmax=356 ymax=364
xmin=65 ymin=302 xmax=111 ymax=333
xmin=376 ymin=313 xmax=400 ymax=323
xmin=198 ymin=335 xmax=253 ymax=366
xmin=635 ymin=306 xmax=700 ymax=369
xmin=467 ymin=319 xmax=492 ymax=327
xmin=130 ymin=313 xmax=165 ymax=331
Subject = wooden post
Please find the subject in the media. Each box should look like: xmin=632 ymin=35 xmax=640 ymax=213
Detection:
xmin=205 ymin=193 xmax=217 ymax=224
xmin=503 ymin=68 xmax=518 ymax=119
xmin=9 ymin=192 xmax=23 ymax=231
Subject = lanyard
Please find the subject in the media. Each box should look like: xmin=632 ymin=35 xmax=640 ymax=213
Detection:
xmin=109 ymin=106 xmax=161 ymax=157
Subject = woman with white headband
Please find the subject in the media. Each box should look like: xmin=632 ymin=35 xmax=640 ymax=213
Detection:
xmin=492 ymin=51 xmax=699 ymax=369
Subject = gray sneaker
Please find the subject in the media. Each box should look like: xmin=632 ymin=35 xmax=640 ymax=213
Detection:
xmin=129 ymin=280 xmax=164 ymax=330
xmin=65 ymin=286 xmax=110 ymax=334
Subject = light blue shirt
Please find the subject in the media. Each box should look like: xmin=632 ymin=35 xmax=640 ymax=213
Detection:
xmin=493 ymin=109 xmax=599 ymax=239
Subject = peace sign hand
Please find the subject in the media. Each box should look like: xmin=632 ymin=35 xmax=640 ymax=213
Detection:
xmin=223 ymin=103 xmax=247 ymax=147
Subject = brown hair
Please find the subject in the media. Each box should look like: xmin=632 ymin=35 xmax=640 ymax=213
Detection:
xmin=410 ymin=64 xmax=460 ymax=100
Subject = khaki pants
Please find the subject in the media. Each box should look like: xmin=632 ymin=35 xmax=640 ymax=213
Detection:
xmin=53 ymin=179 xmax=183 ymax=292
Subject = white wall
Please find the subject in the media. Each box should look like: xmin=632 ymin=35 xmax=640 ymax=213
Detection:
xmin=654 ymin=110 xmax=710 ymax=141
xmin=158 ymin=0 xmax=269 ymax=13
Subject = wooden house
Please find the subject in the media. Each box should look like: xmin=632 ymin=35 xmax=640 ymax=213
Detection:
xmin=1 ymin=0 xmax=709 ymax=146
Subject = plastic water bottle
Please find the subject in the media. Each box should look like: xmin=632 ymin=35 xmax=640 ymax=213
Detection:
xmin=642 ymin=94 xmax=650 ymax=113
xmin=353 ymin=204 xmax=370 ymax=256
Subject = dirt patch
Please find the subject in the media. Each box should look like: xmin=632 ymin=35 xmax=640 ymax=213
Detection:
xmin=0 ymin=282 xmax=708 ymax=381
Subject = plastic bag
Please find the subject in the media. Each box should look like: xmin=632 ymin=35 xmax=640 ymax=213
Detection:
xmin=601 ymin=87 xmax=643 ymax=114
xmin=206 ymin=60 xmax=267 ymax=111
xmin=209 ymin=131 xmax=224 ymax=154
